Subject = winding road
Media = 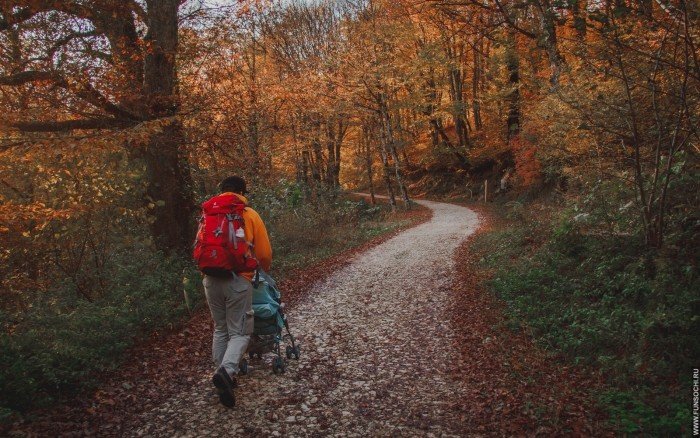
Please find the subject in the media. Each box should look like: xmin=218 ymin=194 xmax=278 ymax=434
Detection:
xmin=134 ymin=199 xmax=480 ymax=436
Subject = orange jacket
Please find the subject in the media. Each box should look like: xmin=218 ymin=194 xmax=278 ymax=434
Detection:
xmin=223 ymin=192 xmax=272 ymax=280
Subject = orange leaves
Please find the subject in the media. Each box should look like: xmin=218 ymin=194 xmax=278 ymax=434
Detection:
xmin=511 ymin=135 xmax=542 ymax=188
xmin=0 ymin=201 xmax=74 ymax=234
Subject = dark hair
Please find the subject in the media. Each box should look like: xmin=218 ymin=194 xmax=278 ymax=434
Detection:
xmin=218 ymin=176 xmax=247 ymax=194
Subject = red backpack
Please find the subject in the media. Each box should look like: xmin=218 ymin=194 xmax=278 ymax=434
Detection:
xmin=193 ymin=193 xmax=258 ymax=276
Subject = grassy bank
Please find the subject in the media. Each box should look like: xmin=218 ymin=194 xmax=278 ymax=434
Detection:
xmin=468 ymin=201 xmax=698 ymax=435
xmin=0 ymin=186 xmax=424 ymax=423
xmin=257 ymin=190 xmax=424 ymax=280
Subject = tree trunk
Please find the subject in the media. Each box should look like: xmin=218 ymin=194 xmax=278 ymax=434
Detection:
xmin=499 ymin=30 xmax=519 ymax=170
xmin=379 ymin=93 xmax=410 ymax=206
xmin=535 ymin=0 xmax=565 ymax=86
xmin=326 ymin=118 xmax=337 ymax=187
xmin=301 ymin=150 xmax=311 ymax=185
xmin=448 ymin=64 xmax=470 ymax=153
xmin=311 ymin=141 xmax=323 ymax=183
xmin=325 ymin=116 xmax=346 ymax=189
xmin=143 ymin=0 xmax=194 ymax=255
xmin=389 ymin=142 xmax=410 ymax=206
xmin=334 ymin=118 xmax=346 ymax=188
xmin=375 ymin=114 xmax=396 ymax=209
xmin=143 ymin=122 xmax=194 ymax=254
xmin=505 ymin=31 xmax=521 ymax=141
xmin=362 ymin=125 xmax=376 ymax=205
xmin=423 ymin=73 xmax=442 ymax=150
xmin=311 ymin=118 xmax=324 ymax=184
xmin=0 ymin=1 xmax=194 ymax=255
xmin=292 ymin=122 xmax=304 ymax=183
xmin=431 ymin=123 xmax=440 ymax=149
xmin=472 ymin=40 xmax=483 ymax=130
xmin=247 ymin=22 xmax=261 ymax=174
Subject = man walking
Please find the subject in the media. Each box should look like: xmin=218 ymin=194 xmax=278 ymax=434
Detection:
xmin=194 ymin=176 xmax=272 ymax=407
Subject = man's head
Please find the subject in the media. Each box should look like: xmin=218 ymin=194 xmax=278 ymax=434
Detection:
xmin=218 ymin=176 xmax=247 ymax=195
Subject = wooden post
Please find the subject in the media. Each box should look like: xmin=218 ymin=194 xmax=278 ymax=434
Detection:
xmin=484 ymin=179 xmax=488 ymax=202
xmin=182 ymin=270 xmax=192 ymax=316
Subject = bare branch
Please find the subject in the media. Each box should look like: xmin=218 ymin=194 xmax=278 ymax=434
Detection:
xmin=67 ymin=80 xmax=141 ymax=120
xmin=43 ymin=30 xmax=99 ymax=61
xmin=491 ymin=0 xmax=538 ymax=39
xmin=0 ymin=6 xmax=37 ymax=31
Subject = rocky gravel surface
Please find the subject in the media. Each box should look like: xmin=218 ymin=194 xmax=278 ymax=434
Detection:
xmin=132 ymin=199 xmax=480 ymax=436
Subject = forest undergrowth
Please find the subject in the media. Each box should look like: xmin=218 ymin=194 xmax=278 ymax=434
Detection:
xmin=467 ymin=191 xmax=699 ymax=435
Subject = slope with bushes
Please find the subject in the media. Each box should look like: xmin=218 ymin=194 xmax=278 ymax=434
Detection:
xmin=467 ymin=191 xmax=698 ymax=434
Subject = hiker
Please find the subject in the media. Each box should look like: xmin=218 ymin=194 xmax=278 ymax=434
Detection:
xmin=193 ymin=176 xmax=272 ymax=407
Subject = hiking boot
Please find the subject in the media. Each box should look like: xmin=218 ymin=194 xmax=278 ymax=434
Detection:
xmin=212 ymin=367 xmax=237 ymax=408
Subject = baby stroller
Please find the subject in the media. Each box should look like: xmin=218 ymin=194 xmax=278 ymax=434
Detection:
xmin=240 ymin=271 xmax=300 ymax=375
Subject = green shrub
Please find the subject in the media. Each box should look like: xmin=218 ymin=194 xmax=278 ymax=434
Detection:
xmin=0 ymin=249 xmax=190 ymax=414
xmin=250 ymin=182 xmax=400 ymax=277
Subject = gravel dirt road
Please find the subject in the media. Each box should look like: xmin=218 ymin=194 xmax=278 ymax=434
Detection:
xmin=133 ymin=199 xmax=479 ymax=436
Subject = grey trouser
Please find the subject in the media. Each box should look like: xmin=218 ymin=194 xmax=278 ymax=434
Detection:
xmin=203 ymin=274 xmax=254 ymax=375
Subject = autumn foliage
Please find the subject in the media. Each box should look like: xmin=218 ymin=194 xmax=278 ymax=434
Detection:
xmin=0 ymin=0 xmax=697 ymax=431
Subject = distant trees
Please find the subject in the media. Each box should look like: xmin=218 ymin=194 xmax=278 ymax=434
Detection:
xmin=417 ymin=0 xmax=698 ymax=245
xmin=1 ymin=0 xmax=696 ymax=255
xmin=185 ymin=0 xmax=695 ymax=247
xmin=261 ymin=0 xmax=352 ymax=191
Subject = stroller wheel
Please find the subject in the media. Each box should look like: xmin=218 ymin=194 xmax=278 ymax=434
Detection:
xmin=272 ymin=357 xmax=285 ymax=374
xmin=292 ymin=345 xmax=301 ymax=360
xmin=285 ymin=346 xmax=294 ymax=359
xmin=240 ymin=358 xmax=249 ymax=375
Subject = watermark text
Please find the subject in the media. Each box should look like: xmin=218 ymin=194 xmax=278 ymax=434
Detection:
xmin=693 ymin=368 xmax=699 ymax=435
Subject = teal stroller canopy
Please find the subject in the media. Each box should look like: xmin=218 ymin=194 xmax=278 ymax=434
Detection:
xmin=252 ymin=271 xmax=284 ymax=327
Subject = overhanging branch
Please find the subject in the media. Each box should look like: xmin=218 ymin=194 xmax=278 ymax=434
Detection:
xmin=0 ymin=70 xmax=140 ymax=120
xmin=12 ymin=118 xmax=137 ymax=132
xmin=0 ymin=70 xmax=59 ymax=85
